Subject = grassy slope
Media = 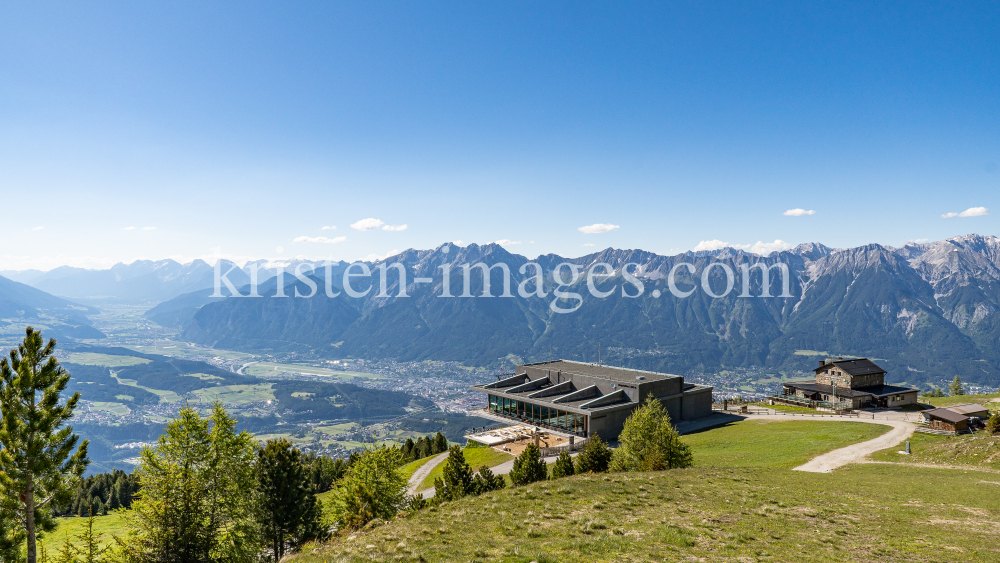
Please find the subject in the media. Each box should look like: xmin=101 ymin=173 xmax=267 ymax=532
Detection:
xmin=869 ymin=431 xmax=1000 ymax=469
xmin=290 ymin=464 xmax=1000 ymax=563
xmin=921 ymin=393 xmax=1000 ymax=409
xmin=418 ymin=448 xmax=513 ymax=491
xmin=40 ymin=513 xmax=126 ymax=551
xmin=683 ymin=420 xmax=891 ymax=469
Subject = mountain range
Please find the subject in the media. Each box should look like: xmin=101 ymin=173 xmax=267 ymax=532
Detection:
xmin=6 ymin=234 xmax=1000 ymax=388
xmin=170 ymin=234 xmax=1000 ymax=387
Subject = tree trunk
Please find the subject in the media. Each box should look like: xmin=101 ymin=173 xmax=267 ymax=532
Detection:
xmin=26 ymin=483 xmax=36 ymax=563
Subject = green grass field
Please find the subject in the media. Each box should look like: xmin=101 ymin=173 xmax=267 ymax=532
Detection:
xmin=43 ymin=513 xmax=126 ymax=551
xmin=290 ymin=463 xmax=1000 ymax=563
xmin=921 ymin=393 xmax=1000 ymax=409
xmin=88 ymin=401 xmax=131 ymax=416
xmin=683 ymin=420 xmax=891 ymax=469
xmin=417 ymin=447 xmax=513 ymax=491
xmin=64 ymin=352 xmax=151 ymax=367
xmin=245 ymin=361 xmax=385 ymax=382
xmin=399 ymin=456 xmax=437 ymax=483
xmin=128 ymin=341 xmax=255 ymax=361
xmin=191 ymin=383 xmax=275 ymax=405
xmin=869 ymin=431 xmax=1000 ymax=469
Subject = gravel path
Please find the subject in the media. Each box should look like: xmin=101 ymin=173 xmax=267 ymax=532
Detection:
xmin=791 ymin=417 xmax=914 ymax=473
xmin=407 ymin=452 xmax=449 ymax=496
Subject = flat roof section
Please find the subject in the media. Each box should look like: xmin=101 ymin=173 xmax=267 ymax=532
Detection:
xmin=523 ymin=359 xmax=680 ymax=383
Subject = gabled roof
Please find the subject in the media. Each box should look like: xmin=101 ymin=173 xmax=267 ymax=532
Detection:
xmin=944 ymin=404 xmax=990 ymax=416
xmin=922 ymin=408 xmax=969 ymax=424
xmin=813 ymin=358 xmax=886 ymax=376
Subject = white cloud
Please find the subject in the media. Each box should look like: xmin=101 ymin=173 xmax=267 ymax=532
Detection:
xmin=783 ymin=208 xmax=816 ymax=216
xmin=749 ymin=240 xmax=794 ymax=255
xmin=382 ymin=224 xmax=408 ymax=231
xmin=351 ymin=218 xmax=384 ymax=231
xmin=692 ymin=239 xmax=793 ymax=255
xmin=942 ymin=206 xmax=989 ymax=218
xmin=321 ymin=225 xmax=336 ymax=230
xmin=124 ymin=226 xmax=135 ymax=231
xmin=142 ymin=226 xmax=156 ymax=230
xmin=32 ymin=226 xmax=44 ymax=231
xmin=453 ymin=240 xmax=464 ymax=246
xmin=493 ymin=239 xmax=521 ymax=246
xmin=582 ymin=243 xmax=595 ymax=247
xmin=364 ymin=249 xmax=401 ymax=262
xmin=293 ymin=235 xmax=347 ymax=244
xmin=693 ymin=239 xmax=733 ymax=252
xmin=578 ymin=223 xmax=620 ymax=234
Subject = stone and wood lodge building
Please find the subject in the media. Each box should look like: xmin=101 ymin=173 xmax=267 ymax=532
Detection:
xmin=781 ymin=358 xmax=919 ymax=409
xmin=470 ymin=360 xmax=713 ymax=441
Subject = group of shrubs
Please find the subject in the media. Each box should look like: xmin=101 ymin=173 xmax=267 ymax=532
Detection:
xmin=326 ymin=396 xmax=695 ymax=537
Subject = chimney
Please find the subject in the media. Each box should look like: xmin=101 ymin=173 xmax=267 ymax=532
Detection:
xmin=818 ymin=360 xmax=825 ymax=368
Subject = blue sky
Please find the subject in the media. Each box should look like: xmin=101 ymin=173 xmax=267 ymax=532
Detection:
xmin=1 ymin=1 xmax=998 ymax=270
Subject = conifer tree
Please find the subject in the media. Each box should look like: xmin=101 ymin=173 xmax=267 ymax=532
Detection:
xmin=0 ymin=328 xmax=89 ymax=563
xmin=949 ymin=376 xmax=965 ymax=396
xmin=610 ymin=397 xmax=692 ymax=472
xmin=112 ymin=402 xmax=258 ymax=563
xmin=574 ymin=435 xmax=612 ymax=474
xmin=256 ymin=439 xmax=326 ymax=560
xmin=432 ymin=432 xmax=448 ymax=455
xmin=550 ymin=452 xmax=575 ymax=479
xmin=471 ymin=465 xmax=505 ymax=494
xmin=433 ymin=446 xmax=474 ymax=501
xmin=77 ymin=508 xmax=105 ymax=563
xmin=330 ymin=446 xmax=407 ymax=530
xmin=509 ymin=444 xmax=547 ymax=486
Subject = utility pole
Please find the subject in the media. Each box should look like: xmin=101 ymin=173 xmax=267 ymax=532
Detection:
xmin=598 ymin=343 xmax=601 ymax=366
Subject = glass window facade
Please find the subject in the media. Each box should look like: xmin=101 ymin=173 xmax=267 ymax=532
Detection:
xmin=486 ymin=394 xmax=586 ymax=434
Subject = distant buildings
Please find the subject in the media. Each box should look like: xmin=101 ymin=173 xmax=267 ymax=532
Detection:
xmin=780 ymin=358 xmax=919 ymax=410
xmin=469 ymin=360 xmax=713 ymax=440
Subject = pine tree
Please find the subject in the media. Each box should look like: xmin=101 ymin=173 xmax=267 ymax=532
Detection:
xmin=471 ymin=465 xmax=505 ymax=494
xmin=52 ymin=536 xmax=77 ymax=563
xmin=433 ymin=446 xmax=474 ymax=501
xmin=432 ymin=432 xmax=448 ymax=455
xmin=509 ymin=444 xmax=547 ymax=486
xmin=574 ymin=435 xmax=612 ymax=474
xmin=330 ymin=446 xmax=407 ymax=530
xmin=610 ymin=397 xmax=692 ymax=472
xmin=77 ymin=508 xmax=105 ymax=563
xmin=550 ymin=452 xmax=575 ymax=479
xmin=949 ymin=376 xmax=965 ymax=396
xmin=256 ymin=438 xmax=326 ymax=561
xmin=112 ymin=402 xmax=259 ymax=563
xmin=0 ymin=328 xmax=90 ymax=563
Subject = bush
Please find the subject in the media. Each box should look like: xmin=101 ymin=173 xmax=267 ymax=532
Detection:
xmin=610 ymin=397 xmax=693 ymax=472
xmin=986 ymin=413 xmax=1000 ymax=435
xmin=574 ymin=436 xmax=612 ymax=474
xmin=472 ymin=465 xmax=506 ymax=494
xmin=509 ymin=444 xmax=547 ymax=486
xmin=329 ymin=446 xmax=408 ymax=531
xmin=550 ymin=452 xmax=575 ymax=479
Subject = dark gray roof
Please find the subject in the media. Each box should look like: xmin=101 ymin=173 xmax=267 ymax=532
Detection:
xmin=521 ymin=359 xmax=679 ymax=383
xmin=783 ymin=382 xmax=873 ymax=398
xmin=783 ymin=382 xmax=918 ymax=399
xmin=813 ymin=358 xmax=886 ymax=376
xmin=922 ymin=408 xmax=969 ymax=424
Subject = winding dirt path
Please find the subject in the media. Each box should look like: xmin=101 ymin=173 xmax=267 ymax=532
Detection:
xmin=407 ymin=452 xmax=449 ymax=496
xmin=791 ymin=418 xmax=914 ymax=473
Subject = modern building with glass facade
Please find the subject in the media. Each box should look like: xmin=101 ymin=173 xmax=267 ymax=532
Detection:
xmin=470 ymin=360 xmax=713 ymax=440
